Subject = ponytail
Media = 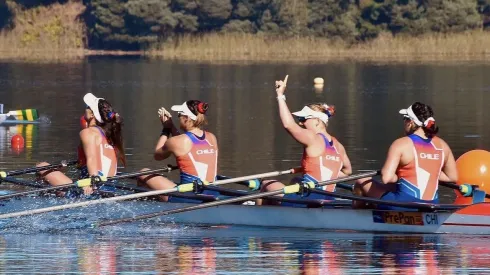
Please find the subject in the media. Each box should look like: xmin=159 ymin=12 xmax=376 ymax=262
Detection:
xmin=422 ymin=117 xmax=438 ymax=138
xmin=97 ymin=100 xmax=126 ymax=166
xmin=411 ymin=102 xmax=439 ymax=139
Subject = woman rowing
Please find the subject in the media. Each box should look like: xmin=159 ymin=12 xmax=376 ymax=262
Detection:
xmin=257 ymin=75 xmax=352 ymax=206
xmin=353 ymin=102 xmax=458 ymax=209
xmin=137 ymin=100 xmax=218 ymax=202
xmin=37 ymin=93 xmax=125 ymax=196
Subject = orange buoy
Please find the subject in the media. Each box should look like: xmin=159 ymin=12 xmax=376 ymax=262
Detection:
xmin=11 ymin=134 xmax=25 ymax=149
xmin=80 ymin=115 xmax=88 ymax=129
xmin=454 ymin=149 xmax=490 ymax=204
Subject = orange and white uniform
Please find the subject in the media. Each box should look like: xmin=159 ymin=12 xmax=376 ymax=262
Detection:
xmin=301 ymin=134 xmax=343 ymax=192
xmin=77 ymin=126 xmax=118 ymax=179
xmin=176 ymin=131 xmax=218 ymax=184
xmin=394 ymin=134 xmax=444 ymax=201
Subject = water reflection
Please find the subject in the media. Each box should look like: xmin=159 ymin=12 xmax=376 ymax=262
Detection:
xmin=1 ymin=59 xmax=490 ymax=273
xmin=2 ymin=230 xmax=490 ymax=274
xmin=0 ymin=124 xmax=37 ymax=159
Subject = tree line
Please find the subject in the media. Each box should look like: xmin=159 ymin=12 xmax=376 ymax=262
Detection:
xmin=1 ymin=0 xmax=490 ymax=50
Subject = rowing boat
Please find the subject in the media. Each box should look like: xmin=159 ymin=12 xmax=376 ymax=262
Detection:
xmin=0 ymin=105 xmax=40 ymax=125
xmin=0 ymin=191 xmax=488 ymax=234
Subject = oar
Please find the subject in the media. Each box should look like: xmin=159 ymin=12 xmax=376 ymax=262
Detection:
xmin=307 ymin=188 xmax=465 ymax=211
xmin=0 ymin=165 xmax=178 ymax=201
xmin=110 ymin=182 xmax=217 ymax=202
xmin=0 ymin=167 xmax=301 ymax=220
xmin=0 ymin=160 xmax=78 ymax=179
xmin=94 ymin=170 xmax=379 ymax=227
xmin=203 ymin=185 xmax=351 ymax=207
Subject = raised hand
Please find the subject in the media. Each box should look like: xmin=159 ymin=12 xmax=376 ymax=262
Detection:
xmin=158 ymin=107 xmax=172 ymax=126
xmin=275 ymin=75 xmax=288 ymax=96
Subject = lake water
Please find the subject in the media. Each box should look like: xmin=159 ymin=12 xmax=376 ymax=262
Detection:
xmin=0 ymin=58 xmax=490 ymax=273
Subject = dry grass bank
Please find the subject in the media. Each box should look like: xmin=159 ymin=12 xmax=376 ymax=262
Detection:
xmin=0 ymin=1 xmax=86 ymax=62
xmin=1 ymin=2 xmax=490 ymax=64
xmin=149 ymin=31 xmax=490 ymax=63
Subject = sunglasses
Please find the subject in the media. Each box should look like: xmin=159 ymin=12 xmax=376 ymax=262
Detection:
xmin=402 ymin=116 xmax=411 ymax=122
xmin=298 ymin=117 xmax=312 ymax=123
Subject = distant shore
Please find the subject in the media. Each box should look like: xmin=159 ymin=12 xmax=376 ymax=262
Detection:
xmin=2 ymin=0 xmax=490 ymax=63
xmin=2 ymin=31 xmax=490 ymax=63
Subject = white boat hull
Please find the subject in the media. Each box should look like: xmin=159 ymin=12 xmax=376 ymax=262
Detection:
xmin=1 ymin=195 xmax=489 ymax=234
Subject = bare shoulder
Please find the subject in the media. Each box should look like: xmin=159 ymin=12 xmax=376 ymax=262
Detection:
xmin=168 ymin=134 xmax=190 ymax=146
xmin=388 ymin=136 xmax=412 ymax=151
xmin=393 ymin=136 xmax=411 ymax=146
xmin=206 ymin=131 xmax=218 ymax=144
xmin=434 ymin=136 xmax=452 ymax=151
xmin=332 ymin=137 xmax=346 ymax=152
xmin=79 ymin=127 xmax=98 ymax=140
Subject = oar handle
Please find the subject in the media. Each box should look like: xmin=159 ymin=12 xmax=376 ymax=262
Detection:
xmin=1 ymin=160 xmax=78 ymax=179
xmin=440 ymin=181 xmax=490 ymax=199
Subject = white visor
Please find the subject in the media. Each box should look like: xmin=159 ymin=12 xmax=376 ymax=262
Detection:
xmin=84 ymin=93 xmax=104 ymax=123
xmin=292 ymin=106 xmax=329 ymax=124
xmin=399 ymin=105 xmax=423 ymax=126
xmin=171 ymin=102 xmax=197 ymax=121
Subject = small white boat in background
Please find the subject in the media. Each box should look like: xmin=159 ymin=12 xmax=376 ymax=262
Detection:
xmin=0 ymin=104 xmax=40 ymax=125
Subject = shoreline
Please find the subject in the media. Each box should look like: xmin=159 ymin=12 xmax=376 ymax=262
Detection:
xmin=2 ymin=31 xmax=490 ymax=64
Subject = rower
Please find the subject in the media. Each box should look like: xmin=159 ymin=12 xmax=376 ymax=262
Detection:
xmin=353 ymin=102 xmax=458 ymax=210
xmin=37 ymin=93 xmax=125 ymax=196
xmin=137 ymin=100 xmax=219 ymax=202
xmin=256 ymin=75 xmax=352 ymax=206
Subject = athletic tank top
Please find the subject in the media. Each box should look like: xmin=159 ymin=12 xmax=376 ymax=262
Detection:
xmin=176 ymin=131 xmax=218 ymax=183
xmin=301 ymin=134 xmax=343 ymax=192
xmin=77 ymin=126 xmax=118 ymax=178
xmin=396 ymin=134 xmax=444 ymax=200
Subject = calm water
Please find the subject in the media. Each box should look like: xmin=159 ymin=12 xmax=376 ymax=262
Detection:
xmin=0 ymin=58 xmax=490 ymax=273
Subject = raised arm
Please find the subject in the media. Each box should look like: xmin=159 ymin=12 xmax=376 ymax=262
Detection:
xmin=275 ymin=75 xmax=316 ymax=146
xmin=154 ymin=107 xmax=179 ymax=161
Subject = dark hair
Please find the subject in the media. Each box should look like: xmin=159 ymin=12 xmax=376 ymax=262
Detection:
xmin=186 ymin=100 xmax=209 ymax=128
xmin=411 ymin=102 xmax=439 ymax=138
xmin=96 ymin=99 xmax=126 ymax=165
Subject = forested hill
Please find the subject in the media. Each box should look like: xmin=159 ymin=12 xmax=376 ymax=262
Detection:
xmin=1 ymin=0 xmax=490 ymax=51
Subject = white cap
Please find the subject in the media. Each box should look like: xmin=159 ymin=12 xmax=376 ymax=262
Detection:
xmin=399 ymin=105 xmax=423 ymax=126
xmin=292 ymin=106 xmax=329 ymax=124
xmin=399 ymin=104 xmax=436 ymax=128
xmin=171 ymin=101 xmax=197 ymax=121
xmin=83 ymin=93 xmax=104 ymax=123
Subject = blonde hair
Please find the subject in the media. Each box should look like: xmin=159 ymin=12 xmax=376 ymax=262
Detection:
xmin=193 ymin=113 xmax=208 ymax=128
xmin=308 ymin=103 xmax=335 ymax=115
xmin=305 ymin=103 xmax=335 ymax=127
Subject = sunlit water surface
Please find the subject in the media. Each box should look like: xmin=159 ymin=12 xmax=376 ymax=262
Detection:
xmin=1 ymin=58 xmax=490 ymax=273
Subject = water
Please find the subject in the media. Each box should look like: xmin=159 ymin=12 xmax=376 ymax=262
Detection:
xmin=1 ymin=58 xmax=490 ymax=273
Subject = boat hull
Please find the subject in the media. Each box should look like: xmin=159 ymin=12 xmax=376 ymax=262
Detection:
xmin=1 ymin=194 xmax=489 ymax=234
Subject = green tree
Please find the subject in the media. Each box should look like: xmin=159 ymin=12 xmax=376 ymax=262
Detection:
xmin=307 ymin=0 xmax=360 ymax=41
xmin=196 ymin=0 xmax=232 ymax=29
xmin=390 ymin=0 xmax=482 ymax=35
